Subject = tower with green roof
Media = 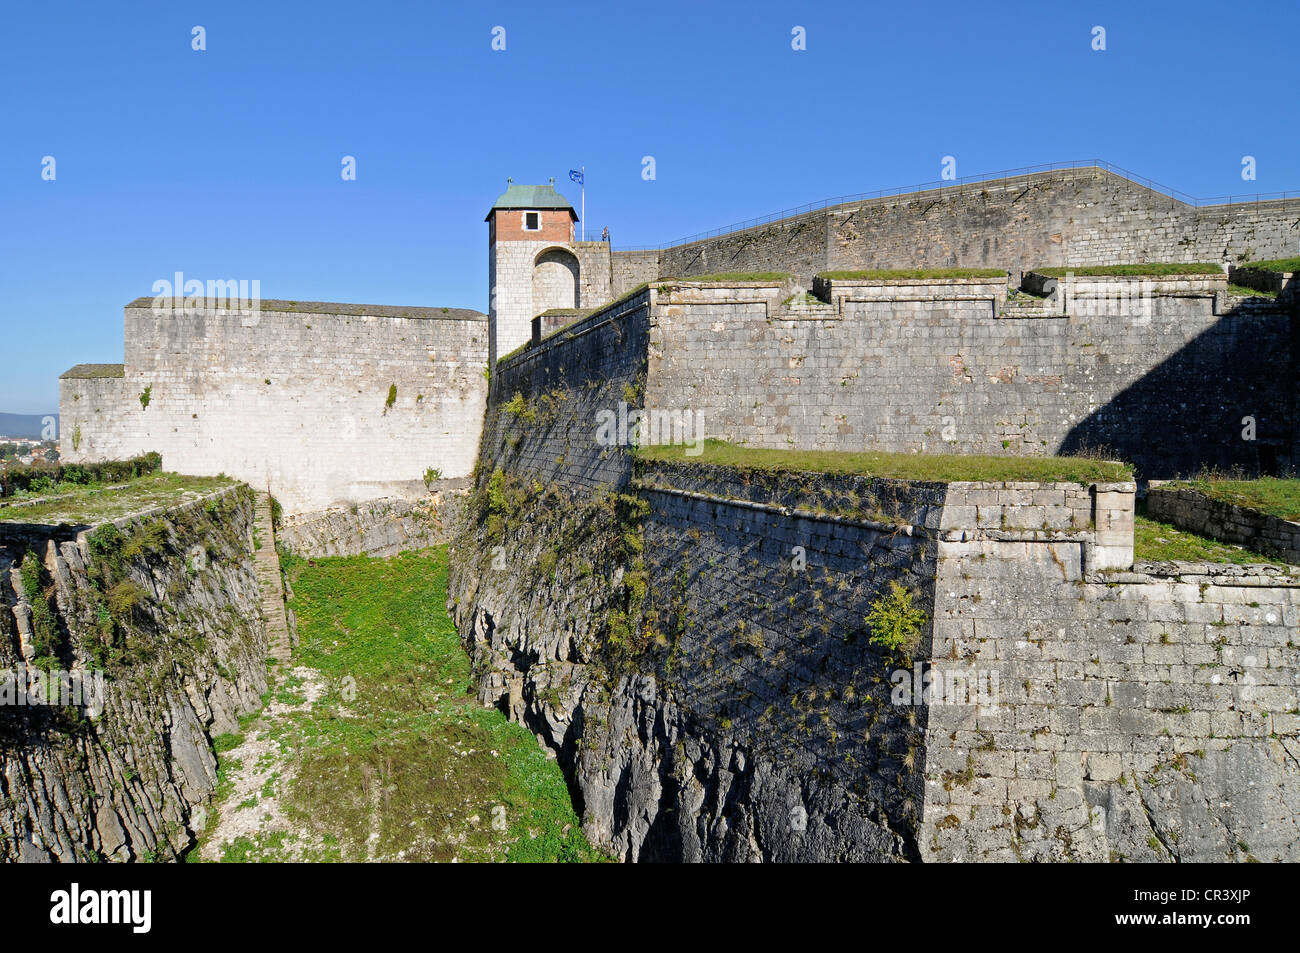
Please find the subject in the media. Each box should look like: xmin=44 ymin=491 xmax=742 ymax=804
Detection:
xmin=485 ymin=177 xmax=595 ymax=369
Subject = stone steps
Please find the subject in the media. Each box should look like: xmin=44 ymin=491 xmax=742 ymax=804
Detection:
xmin=252 ymin=492 xmax=291 ymax=663
xmin=783 ymin=295 xmax=838 ymax=318
xmin=1000 ymin=293 xmax=1065 ymax=319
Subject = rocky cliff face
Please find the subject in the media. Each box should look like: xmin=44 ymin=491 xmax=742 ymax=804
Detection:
xmin=0 ymin=486 xmax=268 ymax=862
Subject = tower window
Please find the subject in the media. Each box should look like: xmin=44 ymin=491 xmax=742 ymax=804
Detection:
xmin=523 ymin=211 xmax=540 ymax=231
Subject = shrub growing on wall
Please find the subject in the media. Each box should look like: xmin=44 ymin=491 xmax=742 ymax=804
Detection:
xmin=865 ymin=581 xmax=927 ymax=655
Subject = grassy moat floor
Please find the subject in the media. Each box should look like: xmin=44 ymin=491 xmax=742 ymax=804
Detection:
xmin=193 ymin=545 xmax=604 ymax=863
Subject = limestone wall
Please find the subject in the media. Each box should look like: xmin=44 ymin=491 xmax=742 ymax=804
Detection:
xmin=646 ymin=275 xmax=1297 ymax=478
xmin=456 ymin=271 xmax=1299 ymax=862
xmin=60 ymin=300 xmax=488 ymax=515
xmin=925 ymin=536 xmax=1300 ymax=862
xmin=654 ymin=168 xmax=1300 ymax=282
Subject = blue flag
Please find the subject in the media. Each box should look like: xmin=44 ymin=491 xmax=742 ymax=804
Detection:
xmin=569 ymin=169 xmax=584 ymax=185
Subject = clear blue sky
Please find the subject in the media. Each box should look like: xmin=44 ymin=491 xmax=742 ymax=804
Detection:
xmin=2 ymin=0 xmax=1297 ymax=414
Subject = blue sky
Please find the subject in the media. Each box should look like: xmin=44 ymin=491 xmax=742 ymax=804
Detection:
xmin=2 ymin=0 xmax=1297 ymax=414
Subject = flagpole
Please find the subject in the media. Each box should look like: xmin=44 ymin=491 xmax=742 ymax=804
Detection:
xmin=581 ymin=166 xmax=585 ymax=241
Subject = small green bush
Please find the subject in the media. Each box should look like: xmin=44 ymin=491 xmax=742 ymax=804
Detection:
xmin=865 ymin=581 xmax=927 ymax=654
xmin=106 ymin=579 xmax=147 ymax=620
xmin=486 ymin=468 xmax=508 ymax=514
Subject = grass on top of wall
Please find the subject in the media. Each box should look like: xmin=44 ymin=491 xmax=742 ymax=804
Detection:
xmin=1236 ymin=258 xmax=1300 ymax=273
xmin=0 ymin=471 xmax=236 ymax=524
xmin=818 ymin=268 xmax=1007 ymax=280
xmin=1133 ymin=514 xmax=1285 ymax=566
xmin=1227 ymin=284 xmax=1277 ymax=298
xmin=1166 ymin=475 xmax=1300 ymax=522
xmin=1032 ymin=263 xmax=1223 ymax=277
xmin=636 ymin=440 xmax=1133 ymax=484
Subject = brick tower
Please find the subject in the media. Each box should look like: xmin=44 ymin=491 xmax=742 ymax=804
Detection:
xmin=486 ymin=178 xmax=580 ymax=370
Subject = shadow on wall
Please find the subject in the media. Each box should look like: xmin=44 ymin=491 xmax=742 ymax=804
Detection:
xmin=1059 ymin=302 xmax=1298 ymax=478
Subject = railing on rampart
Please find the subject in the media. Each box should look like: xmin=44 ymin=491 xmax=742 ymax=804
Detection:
xmin=615 ymin=159 xmax=1300 ymax=252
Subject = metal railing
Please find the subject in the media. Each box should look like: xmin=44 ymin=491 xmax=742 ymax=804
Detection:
xmin=613 ymin=159 xmax=1300 ymax=251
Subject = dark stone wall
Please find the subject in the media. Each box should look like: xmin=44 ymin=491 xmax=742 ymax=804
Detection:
xmin=487 ymin=288 xmax=651 ymax=493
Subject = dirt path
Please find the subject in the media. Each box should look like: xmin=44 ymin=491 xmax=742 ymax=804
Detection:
xmin=197 ymin=665 xmax=338 ymax=862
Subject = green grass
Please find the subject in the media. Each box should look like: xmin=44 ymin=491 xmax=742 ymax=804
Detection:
xmin=1227 ymin=283 xmax=1277 ymax=298
xmin=255 ymin=546 xmax=605 ymax=863
xmin=1134 ymin=515 xmax=1284 ymax=566
xmin=1166 ymin=476 xmax=1300 ymax=522
xmin=818 ymin=268 xmax=1006 ymax=280
xmin=636 ymin=439 xmax=1133 ymax=484
xmin=0 ymin=472 xmax=236 ymax=524
xmin=1032 ymin=263 xmax=1222 ymax=277
xmin=1235 ymin=258 xmax=1300 ymax=273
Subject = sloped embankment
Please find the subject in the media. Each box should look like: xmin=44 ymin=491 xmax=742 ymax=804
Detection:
xmin=0 ymin=485 xmax=268 ymax=861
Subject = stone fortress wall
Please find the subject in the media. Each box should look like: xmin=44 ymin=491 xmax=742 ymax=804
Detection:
xmin=647 ymin=273 xmax=1297 ymax=478
xmin=60 ymin=299 xmax=487 ymax=515
xmin=453 ymin=277 xmax=1300 ymax=861
xmin=60 ymin=163 xmax=1299 ymax=519
xmin=616 ymin=165 xmax=1300 ymax=283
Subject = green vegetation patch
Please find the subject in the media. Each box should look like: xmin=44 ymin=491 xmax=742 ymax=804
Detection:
xmin=1235 ymin=258 xmax=1300 ymax=273
xmin=259 ymin=547 xmax=604 ymax=862
xmin=1165 ymin=476 xmax=1300 ymax=523
xmin=1227 ymin=284 xmax=1277 ymax=298
xmin=1033 ymin=263 xmax=1222 ymax=277
xmin=1133 ymin=515 xmax=1284 ymax=566
xmin=818 ymin=268 xmax=1006 ymax=280
xmin=0 ymin=471 xmax=234 ymax=525
xmin=636 ymin=439 xmax=1132 ymax=484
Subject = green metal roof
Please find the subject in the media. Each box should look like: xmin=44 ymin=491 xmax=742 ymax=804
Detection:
xmin=485 ymin=180 xmax=577 ymax=220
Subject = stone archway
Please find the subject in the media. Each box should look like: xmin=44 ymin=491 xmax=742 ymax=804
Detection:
xmin=532 ymin=247 xmax=581 ymax=313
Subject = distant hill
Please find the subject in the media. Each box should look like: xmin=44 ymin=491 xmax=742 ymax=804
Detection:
xmin=0 ymin=413 xmax=59 ymax=440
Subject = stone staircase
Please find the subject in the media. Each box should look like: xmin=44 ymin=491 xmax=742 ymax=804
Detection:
xmin=783 ymin=292 xmax=839 ymax=319
xmin=253 ymin=491 xmax=292 ymax=664
xmin=1000 ymin=290 xmax=1065 ymax=318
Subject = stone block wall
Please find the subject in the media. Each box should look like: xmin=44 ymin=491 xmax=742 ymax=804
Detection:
xmin=646 ymin=275 xmax=1297 ymax=478
xmin=610 ymin=250 xmax=661 ymax=296
xmin=925 ymin=537 xmax=1300 ymax=862
xmin=59 ymin=299 xmax=488 ymax=515
xmin=1147 ymin=484 xmax=1300 ymax=565
xmin=486 ymin=287 xmax=651 ymax=493
xmin=635 ymin=467 xmax=938 ymax=859
xmin=653 ymin=168 xmax=1300 ymax=283
xmin=489 ymin=237 xmax=613 ymax=365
